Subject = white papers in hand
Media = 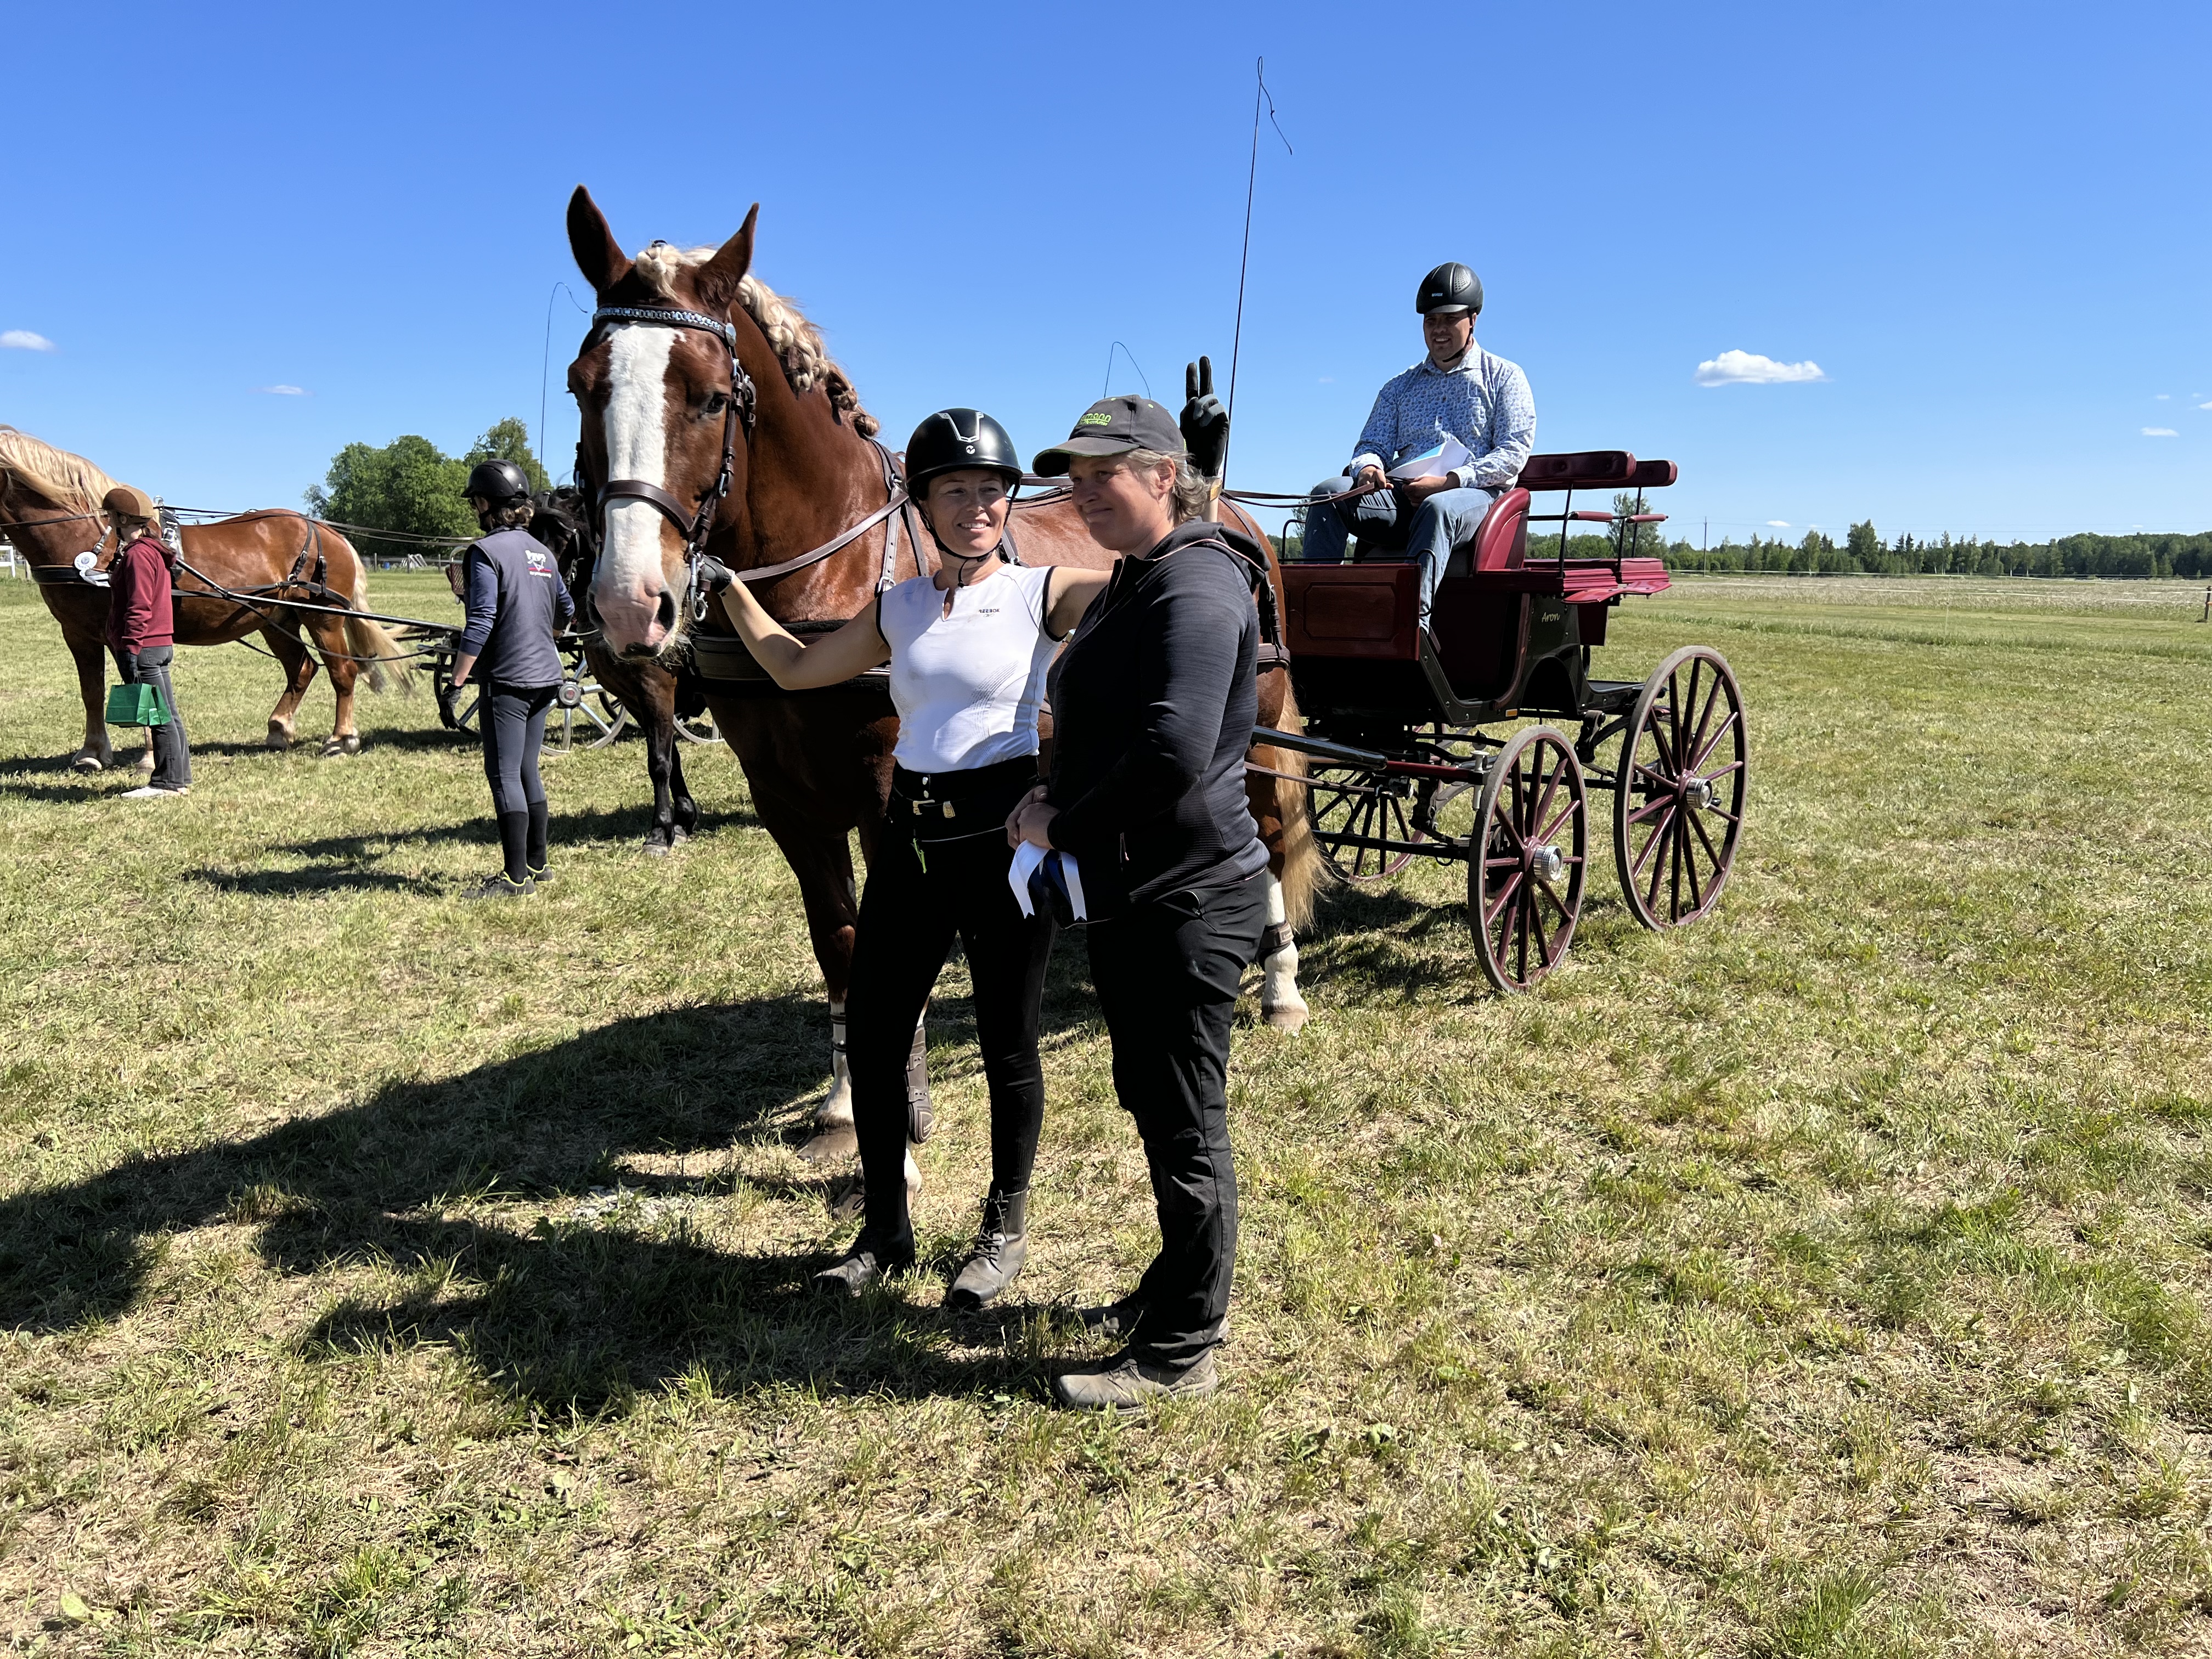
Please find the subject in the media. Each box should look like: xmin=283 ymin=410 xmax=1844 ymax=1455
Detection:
xmin=1387 ymin=436 xmax=1471 ymax=481
xmin=1008 ymin=840 xmax=1087 ymax=921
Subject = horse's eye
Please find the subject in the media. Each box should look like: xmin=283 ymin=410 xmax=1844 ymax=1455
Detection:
xmin=703 ymin=392 xmax=729 ymax=416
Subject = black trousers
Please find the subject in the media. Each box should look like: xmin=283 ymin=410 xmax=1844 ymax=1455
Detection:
xmin=1086 ymin=871 xmax=1267 ymax=1368
xmin=481 ymin=683 xmax=552 ymax=815
xmin=113 ymin=645 xmax=191 ymax=789
xmin=849 ymin=821 xmax=1058 ymax=1244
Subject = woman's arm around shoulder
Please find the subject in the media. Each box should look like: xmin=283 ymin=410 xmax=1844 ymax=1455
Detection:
xmin=716 ymin=575 xmax=890 ymax=689
xmin=1043 ymin=565 xmax=1111 ymax=641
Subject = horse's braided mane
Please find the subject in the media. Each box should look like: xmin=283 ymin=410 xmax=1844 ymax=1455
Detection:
xmin=0 ymin=425 xmax=127 ymax=514
xmin=633 ymin=244 xmax=881 ymax=439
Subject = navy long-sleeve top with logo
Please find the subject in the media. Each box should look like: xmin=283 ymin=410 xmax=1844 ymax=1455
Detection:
xmin=1045 ymin=521 xmax=1268 ymax=905
xmin=458 ymin=528 xmax=572 ymax=688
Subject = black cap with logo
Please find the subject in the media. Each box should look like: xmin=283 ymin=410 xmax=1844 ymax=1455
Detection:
xmin=1030 ymin=395 xmax=1187 ymax=477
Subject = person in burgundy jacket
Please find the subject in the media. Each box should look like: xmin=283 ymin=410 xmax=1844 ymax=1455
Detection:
xmin=101 ymin=486 xmax=190 ymax=797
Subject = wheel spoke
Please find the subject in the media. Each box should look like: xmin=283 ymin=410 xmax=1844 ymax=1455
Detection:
xmin=1688 ymin=802 xmax=1726 ymax=874
xmin=1484 ymin=866 xmax=1524 ymax=930
xmin=1684 ymin=663 xmax=1721 ymax=772
xmin=1525 ymin=883 xmax=1551 ymax=967
xmin=1630 ymin=801 xmax=1677 ymax=881
xmin=1690 ymin=706 xmax=1741 ymax=775
xmin=1624 ymin=794 xmax=1675 ymax=827
xmin=1530 ymin=749 xmax=1565 ymax=843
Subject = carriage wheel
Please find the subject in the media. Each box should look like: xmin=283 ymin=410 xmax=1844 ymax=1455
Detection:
xmin=1468 ymin=725 xmax=1586 ymax=994
xmin=675 ymin=708 xmax=718 ymax=744
xmin=1309 ymin=764 xmax=1422 ymax=881
xmin=545 ymin=647 xmax=627 ymax=755
xmin=1612 ymin=646 xmax=1746 ymax=929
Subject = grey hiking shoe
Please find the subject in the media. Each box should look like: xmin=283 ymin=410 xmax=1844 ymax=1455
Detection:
xmin=1071 ymin=1294 xmax=1145 ymax=1341
xmin=469 ymin=873 xmax=536 ymax=900
xmin=1053 ymin=1347 xmax=1220 ymax=1414
xmin=946 ymin=1188 xmax=1028 ymax=1311
xmin=814 ymin=1231 xmax=915 ymax=1298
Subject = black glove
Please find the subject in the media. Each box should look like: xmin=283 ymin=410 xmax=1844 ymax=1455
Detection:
xmin=693 ymin=554 xmax=737 ymax=597
xmin=1180 ymin=356 xmax=1229 ymax=481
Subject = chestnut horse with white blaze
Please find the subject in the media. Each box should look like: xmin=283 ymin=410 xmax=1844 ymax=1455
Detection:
xmin=563 ymin=189 xmax=1317 ymax=1135
xmin=0 ymin=426 xmax=410 ymax=767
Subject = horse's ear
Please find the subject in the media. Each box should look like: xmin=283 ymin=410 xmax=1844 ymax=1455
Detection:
xmin=692 ymin=204 xmax=758 ymax=315
xmin=567 ymin=185 xmax=630 ymax=295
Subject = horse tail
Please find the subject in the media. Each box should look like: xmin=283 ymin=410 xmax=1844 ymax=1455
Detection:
xmin=1262 ymin=679 xmax=1324 ymax=929
xmin=342 ymin=544 xmax=412 ymax=696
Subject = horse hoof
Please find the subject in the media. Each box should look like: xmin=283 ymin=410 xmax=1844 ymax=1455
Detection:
xmin=71 ymin=753 xmax=104 ymax=774
xmin=1262 ymin=1002 xmax=1310 ymax=1034
xmin=339 ymin=733 xmax=362 ymax=755
xmin=642 ymin=840 xmax=671 ymax=859
xmin=135 ymin=751 xmax=156 ymax=774
xmin=319 ymin=737 xmax=347 ymax=758
xmin=798 ymin=1125 xmax=858 ymax=1166
xmin=265 ymin=729 xmax=292 ymax=752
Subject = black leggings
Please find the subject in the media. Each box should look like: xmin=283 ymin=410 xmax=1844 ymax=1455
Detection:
xmin=849 ymin=822 xmax=1058 ymax=1243
xmin=112 ymin=645 xmax=191 ymax=789
xmin=481 ymin=683 xmax=552 ymax=815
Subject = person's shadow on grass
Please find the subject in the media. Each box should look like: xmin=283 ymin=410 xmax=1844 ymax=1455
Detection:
xmin=0 ymin=994 xmax=1080 ymax=1411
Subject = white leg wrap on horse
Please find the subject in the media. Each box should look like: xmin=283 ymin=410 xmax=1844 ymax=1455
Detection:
xmin=904 ymin=1144 xmax=923 ymax=1203
xmin=1257 ymin=873 xmax=1310 ymax=1032
xmin=817 ymin=1001 xmax=855 ymax=1128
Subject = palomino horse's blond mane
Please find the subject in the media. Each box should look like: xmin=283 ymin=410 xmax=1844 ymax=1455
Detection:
xmin=0 ymin=425 xmax=129 ymax=517
xmin=631 ymin=244 xmax=880 ymax=438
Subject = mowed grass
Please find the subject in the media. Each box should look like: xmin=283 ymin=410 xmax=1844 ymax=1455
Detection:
xmin=2 ymin=570 xmax=2210 ymax=1656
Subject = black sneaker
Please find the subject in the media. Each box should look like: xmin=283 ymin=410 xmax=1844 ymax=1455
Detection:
xmin=814 ymin=1230 xmax=916 ymax=1298
xmin=469 ymin=873 xmax=536 ymax=900
xmin=527 ymin=864 xmax=554 ymax=885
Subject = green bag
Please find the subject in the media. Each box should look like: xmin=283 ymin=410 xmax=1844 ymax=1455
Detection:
xmin=104 ymin=682 xmax=170 ymax=727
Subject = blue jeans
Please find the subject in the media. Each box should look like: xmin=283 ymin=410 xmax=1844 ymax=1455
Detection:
xmin=1300 ymin=477 xmax=1497 ymax=613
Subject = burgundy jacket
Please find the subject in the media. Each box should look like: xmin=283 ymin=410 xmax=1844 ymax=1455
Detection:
xmin=105 ymin=534 xmax=175 ymax=654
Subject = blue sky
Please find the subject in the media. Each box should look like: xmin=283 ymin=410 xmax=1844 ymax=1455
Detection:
xmin=4 ymin=1 xmax=2205 ymax=545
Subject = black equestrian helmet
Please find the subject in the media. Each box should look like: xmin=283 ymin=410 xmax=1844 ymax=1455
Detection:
xmin=1415 ymin=262 xmax=1483 ymax=316
xmin=905 ymin=409 xmax=1023 ymax=499
xmin=462 ymin=459 xmax=534 ymax=504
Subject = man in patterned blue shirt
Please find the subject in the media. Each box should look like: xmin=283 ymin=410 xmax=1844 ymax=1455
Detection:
xmin=1301 ymin=262 xmax=1537 ymax=614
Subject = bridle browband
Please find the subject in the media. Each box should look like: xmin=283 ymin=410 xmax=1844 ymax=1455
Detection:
xmin=587 ymin=303 xmax=759 ymax=620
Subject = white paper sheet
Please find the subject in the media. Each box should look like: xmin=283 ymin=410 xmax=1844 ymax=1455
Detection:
xmin=1387 ymin=436 xmax=1472 ymax=481
xmin=1008 ymin=841 xmax=1087 ymax=921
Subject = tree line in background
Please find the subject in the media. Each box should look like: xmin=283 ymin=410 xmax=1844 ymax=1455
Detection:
xmin=1276 ymin=492 xmax=2212 ymax=579
xmin=306 ymin=419 xmax=548 ymax=562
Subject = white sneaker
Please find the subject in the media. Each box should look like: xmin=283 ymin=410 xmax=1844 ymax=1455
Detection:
xmin=119 ymin=785 xmax=188 ymax=800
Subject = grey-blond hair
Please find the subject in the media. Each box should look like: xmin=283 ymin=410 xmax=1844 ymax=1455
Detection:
xmin=1117 ymin=448 xmax=1214 ymax=523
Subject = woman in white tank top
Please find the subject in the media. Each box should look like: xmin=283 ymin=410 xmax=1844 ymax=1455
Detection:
xmin=718 ymin=409 xmax=1108 ymax=1305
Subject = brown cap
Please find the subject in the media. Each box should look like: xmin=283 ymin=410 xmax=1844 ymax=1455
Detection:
xmin=1030 ymin=396 xmax=1186 ymax=477
xmin=102 ymin=484 xmax=158 ymax=521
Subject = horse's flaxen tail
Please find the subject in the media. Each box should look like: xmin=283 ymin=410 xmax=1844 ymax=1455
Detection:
xmin=1266 ymin=680 xmax=1324 ymax=929
xmin=343 ymin=549 xmax=413 ymax=696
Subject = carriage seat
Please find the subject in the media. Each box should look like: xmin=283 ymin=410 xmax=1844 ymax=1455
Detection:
xmin=1445 ymin=487 xmax=1530 ymax=576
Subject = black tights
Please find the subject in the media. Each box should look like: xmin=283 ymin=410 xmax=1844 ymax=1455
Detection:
xmin=848 ymin=825 xmax=1058 ymax=1243
xmin=481 ymin=683 xmax=552 ymax=879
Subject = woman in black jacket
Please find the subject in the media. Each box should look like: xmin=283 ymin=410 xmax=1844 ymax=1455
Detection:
xmin=1007 ymin=390 xmax=1268 ymax=1412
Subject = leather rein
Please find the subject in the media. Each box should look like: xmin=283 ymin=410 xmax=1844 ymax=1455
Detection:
xmin=584 ymin=303 xmax=914 ymax=620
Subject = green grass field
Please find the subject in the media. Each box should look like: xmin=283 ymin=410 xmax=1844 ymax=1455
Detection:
xmin=3 ymin=571 xmax=2210 ymax=1657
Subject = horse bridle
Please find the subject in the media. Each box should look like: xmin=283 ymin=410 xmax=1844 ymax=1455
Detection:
xmin=586 ymin=304 xmax=759 ymax=621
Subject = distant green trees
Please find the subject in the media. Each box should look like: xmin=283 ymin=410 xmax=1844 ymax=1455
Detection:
xmin=306 ymin=419 xmax=549 ymax=561
xmin=1664 ymin=525 xmax=2212 ymax=579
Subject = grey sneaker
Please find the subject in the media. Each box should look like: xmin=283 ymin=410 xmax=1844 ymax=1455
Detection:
xmin=1071 ymin=1294 xmax=1145 ymax=1341
xmin=119 ymin=785 xmax=188 ymax=799
xmin=469 ymin=873 xmax=536 ymax=900
xmin=814 ymin=1231 xmax=915 ymax=1298
xmin=1053 ymin=1348 xmax=1220 ymax=1414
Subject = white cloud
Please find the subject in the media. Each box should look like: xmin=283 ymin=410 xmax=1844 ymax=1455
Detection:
xmin=2142 ymin=426 xmax=2179 ymax=437
xmin=1317 ymin=376 xmax=1334 ymax=384
xmin=2155 ymin=393 xmax=2171 ymax=399
xmin=2199 ymin=400 xmax=2212 ymax=410
xmin=1 ymin=330 xmax=57 ymax=352
xmin=254 ymin=384 xmax=308 ymax=396
xmin=1696 ymin=349 xmax=1826 ymax=386
xmin=1766 ymin=520 xmax=1791 ymax=528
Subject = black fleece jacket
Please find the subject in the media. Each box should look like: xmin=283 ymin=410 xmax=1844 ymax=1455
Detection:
xmin=1045 ymin=520 xmax=1268 ymax=906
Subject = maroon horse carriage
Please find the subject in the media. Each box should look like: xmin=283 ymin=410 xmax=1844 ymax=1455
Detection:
xmin=1256 ymin=450 xmax=1747 ymax=992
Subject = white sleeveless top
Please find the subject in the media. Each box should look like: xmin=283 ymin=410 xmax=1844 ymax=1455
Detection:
xmin=879 ymin=562 xmax=1057 ymax=774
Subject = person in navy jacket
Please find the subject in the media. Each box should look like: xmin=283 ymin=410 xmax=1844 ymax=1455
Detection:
xmin=450 ymin=460 xmax=572 ymax=898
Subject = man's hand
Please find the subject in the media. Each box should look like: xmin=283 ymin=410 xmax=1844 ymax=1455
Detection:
xmin=1352 ymin=464 xmax=1389 ymax=494
xmin=1180 ymin=357 xmax=1229 ymax=480
xmin=1396 ymin=475 xmax=1456 ymax=505
xmin=1006 ymin=785 xmax=1058 ymax=849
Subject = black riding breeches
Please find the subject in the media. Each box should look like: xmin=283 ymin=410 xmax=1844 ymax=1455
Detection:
xmin=114 ymin=645 xmax=191 ymax=789
xmin=481 ymin=682 xmax=552 ymax=816
xmin=1085 ymin=872 xmax=1266 ymax=1369
xmin=848 ymin=822 xmax=1059 ymax=1244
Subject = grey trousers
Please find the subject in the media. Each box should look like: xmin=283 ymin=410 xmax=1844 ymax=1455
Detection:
xmin=115 ymin=645 xmax=191 ymax=789
xmin=1300 ymin=478 xmax=1499 ymax=612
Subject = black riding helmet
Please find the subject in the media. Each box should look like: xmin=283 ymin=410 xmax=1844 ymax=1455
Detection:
xmin=1415 ymin=262 xmax=1483 ymax=317
xmin=462 ymin=459 xmax=534 ymax=503
xmin=904 ymin=409 xmax=1022 ymax=500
